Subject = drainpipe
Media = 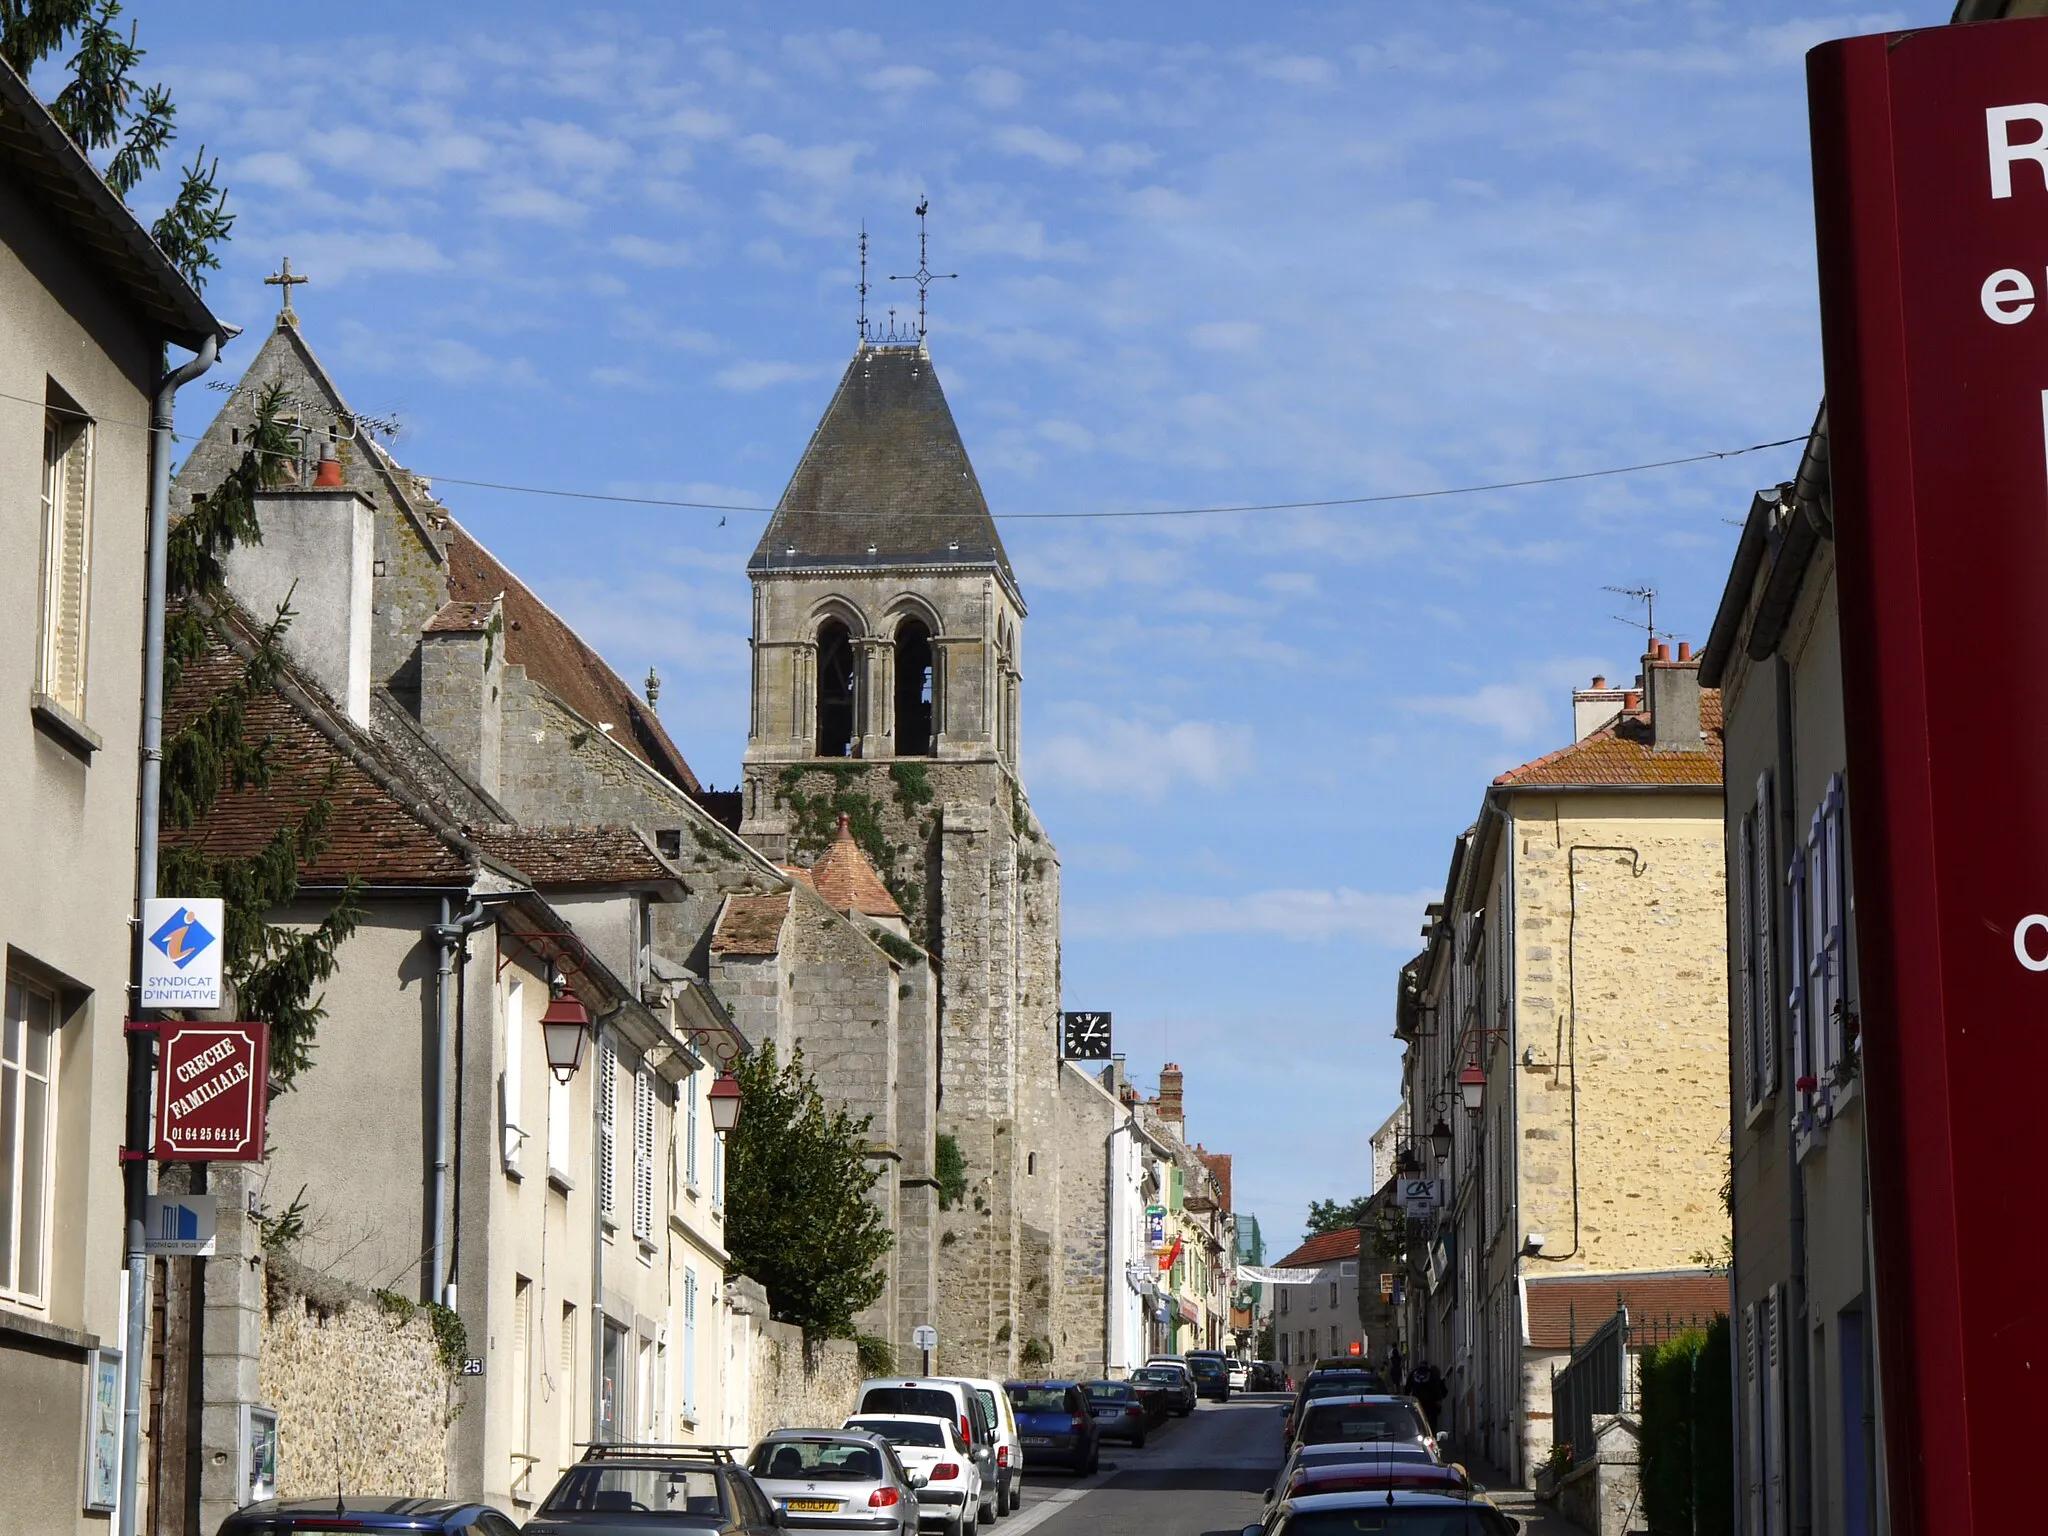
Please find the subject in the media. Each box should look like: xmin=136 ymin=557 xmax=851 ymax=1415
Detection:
xmin=428 ymin=896 xmax=491 ymax=1306
xmin=121 ymin=333 xmax=219 ymax=1536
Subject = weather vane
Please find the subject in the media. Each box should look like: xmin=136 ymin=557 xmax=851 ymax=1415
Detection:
xmin=890 ymin=199 xmax=956 ymax=341
xmin=265 ymin=256 xmax=308 ymax=325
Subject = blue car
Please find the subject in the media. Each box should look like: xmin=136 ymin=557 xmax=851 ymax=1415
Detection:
xmin=1004 ymin=1380 xmax=1100 ymax=1474
xmin=215 ymin=1497 xmax=517 ymax=1535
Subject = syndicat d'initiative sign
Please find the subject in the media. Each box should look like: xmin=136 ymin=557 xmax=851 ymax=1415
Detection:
xmin=1809 ymin=17 xmax=2048 ymax=1530
xmin=140 ymin=897 xmax=224 ymax=1009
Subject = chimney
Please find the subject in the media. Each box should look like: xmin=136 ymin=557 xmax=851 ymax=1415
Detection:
xmin=313 ymin=441 xmax=343 ymax=488
xmin=419 ymin=594 xmax=506 ymax=797
xmin=1158 ymin=1062 xmax=1185 ymax=1135
xmin=1646 ymin=640 xmax=1702 ymax=751
xmin=225 ymin=488 xmax=375 ymax=725
xmin=1570 ymin=672 xmax=1627 ymax=742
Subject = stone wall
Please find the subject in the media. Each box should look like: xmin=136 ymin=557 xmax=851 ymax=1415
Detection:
xmin=727 ymin=1279 xmax=862 ymax=1444
xmin=257 ymin=1255 xmax=454 ymax=1501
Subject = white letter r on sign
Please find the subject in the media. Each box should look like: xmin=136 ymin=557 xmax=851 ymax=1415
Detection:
xmin=1988 ymin=104 xmax=2048 ymax=199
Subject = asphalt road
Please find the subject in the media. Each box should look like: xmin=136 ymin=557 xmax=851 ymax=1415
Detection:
xmin=1002 ymin=1393 xmax=1287 ymax=1536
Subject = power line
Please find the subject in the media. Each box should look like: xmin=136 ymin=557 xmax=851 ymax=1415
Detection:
xmin=0 ymin=383 xmax=1807 ymax=522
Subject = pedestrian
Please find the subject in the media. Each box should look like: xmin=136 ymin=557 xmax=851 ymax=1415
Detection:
xmin=1405 ymin=1361 xmax=1448 ymax=1432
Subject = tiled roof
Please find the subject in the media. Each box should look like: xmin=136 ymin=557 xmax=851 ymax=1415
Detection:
xmin=1524 ymin=1269 xmax=1730 ymax=1351
xmin=472 ymin=827 xmax=673 ymax=887
xmin=749 ymin=344 xmax=1014 ymax=583
xmin=163 ymin=619 xmax=473 ymax=886
xmin=442 ymin=520 xmax=701 ymax=795
xmin=1273 ymin=1228 xmax=1363 ymax=1269
xmin=1494 ymin=692 xmax=1724 ymax=789
xmin=711 ymin=893 xmax=792 ymax=957
xmin=424 ymin=599 xmax=496 ymax=634
xmin=798 ymin=814 xmax=903 ymax=918
xmin=1198 ymin=1152 xmax=1233 ymax=1212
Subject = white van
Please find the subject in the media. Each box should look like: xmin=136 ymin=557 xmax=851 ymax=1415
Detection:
xmin=854 ymin=1378 xmax=1000 ymax=1526
xmin=958 ymin=1377 xmax=1023 ymax=1514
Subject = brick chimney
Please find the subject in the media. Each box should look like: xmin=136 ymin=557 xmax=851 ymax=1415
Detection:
xmin=1158 ymin=1062 xmax=1185 ymax=1136
xmin=1645 ymin=640 xmax=1702 ymax=751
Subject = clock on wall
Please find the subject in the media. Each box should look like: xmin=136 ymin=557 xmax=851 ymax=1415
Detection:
xmin=1061 ymin=1011 xmax=1112 ymax=1060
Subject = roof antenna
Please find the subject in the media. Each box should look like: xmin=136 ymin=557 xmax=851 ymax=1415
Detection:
xmin=890 ymin=199 xmax=956 ymax=342
xmin=1602 ymin=584 xmax=1661 ymax=650
xmin=857 ymin=222 xmax=870 ymax=345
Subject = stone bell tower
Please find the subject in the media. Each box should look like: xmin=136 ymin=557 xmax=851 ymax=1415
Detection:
xmin=739 ymin=338 xmax=1064 ymax=1378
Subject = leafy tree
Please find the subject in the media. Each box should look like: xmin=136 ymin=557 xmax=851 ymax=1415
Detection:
xmin=724 ymin=1043 xmax=893 ymax=1337
xmin=158 ymin=382 xmax=363 ymax=1087
xmin=1305 ymin=1195 xmax=1374 ymax=1236
xmin=2 ymin=0 xmax=232 ymax=285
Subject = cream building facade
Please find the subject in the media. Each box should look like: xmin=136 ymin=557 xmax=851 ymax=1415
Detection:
xmin=1395 ymin=649 xmax=1732 ymax=1483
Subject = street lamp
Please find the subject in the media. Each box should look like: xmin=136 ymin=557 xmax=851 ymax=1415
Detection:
xmin=1394 ymin=1145 xmax=1421 ymax=1176
xmin=1429 ymin=1118 xmax=1453 ymax=1163
xmin=1458 ymin=1057 xmax=1486 ymax=1115
xmin=541 ymin=989 xmax=592 ymax=1083
xmin=708 ymin=1070 xmax=743 ymax=1135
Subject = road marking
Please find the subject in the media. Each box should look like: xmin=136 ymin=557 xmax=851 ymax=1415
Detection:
xmin=1001 ymin=1468 xmax=1118 ymax=1536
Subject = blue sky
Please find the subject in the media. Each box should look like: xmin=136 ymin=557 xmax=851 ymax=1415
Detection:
xmin=124 ymin=0 xmax=1929 ymax=1254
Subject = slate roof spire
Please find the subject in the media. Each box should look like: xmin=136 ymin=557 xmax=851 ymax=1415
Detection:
xmin=749 ymin=341 xmax=1014 ymax=587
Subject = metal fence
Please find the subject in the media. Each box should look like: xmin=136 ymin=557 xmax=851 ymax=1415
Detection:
xmin=1551 ymin=1304 xmax=1628 ymax=1468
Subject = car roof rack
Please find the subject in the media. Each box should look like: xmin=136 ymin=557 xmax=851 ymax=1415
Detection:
xmin=574 ymin=1443 xmax=741 ymax=1463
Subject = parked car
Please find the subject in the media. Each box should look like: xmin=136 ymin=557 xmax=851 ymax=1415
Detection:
xmin=747 ymin=1429 xmax=922 ymax=1536
xmin=1125 ymin=1375 xmax=1176 ymax=1427
xmin=1082 ymin=1379 xmax=1152 ymax=1446
xmin=1282 ymin=1369 xmax=1393 ymax=1440
xmin=1186 ymin=1351 xmax=1232 ymax=1402
xmin=959 ymin=1375 xmax=1025 ymax=1513
xmin=1228 ymin=1359 xmax=1251 ymax=1391
xmin=844 ymin=1414 xmax=985 ymax=1536
xmin=1269 ymin=1452 xmax=1471 ymax=1507
xmin=524 ymin=1444 xmax=781 ymax=1536
xmin=1280 ymin=1394 xmax=1440 ymax=1474
xmin=217 ymin=1499 xmax=518 ymax=1536
xmin=1246 ymin=1489 xmax=1518 ymax=1536
xmin=1004 ymin=1380 xmax=1100 ymax=1474
xmin=854 ymin=1378 xmax=1000 ymax=1526
xmin=1138 ymin=1359 xmax=1197 ymax=1413
xmin=1129 ymin=1364 xmax=1195 ymax=1417
xmin=1249 ymin=1361 xmax=1286 ymax=1392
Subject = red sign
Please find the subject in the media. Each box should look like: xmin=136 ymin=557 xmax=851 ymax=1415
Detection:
xmin=1812 ymin=19 xmax=2048 ymax=1530
xmin=154 ymin=1023 xmax=268 ymax=1161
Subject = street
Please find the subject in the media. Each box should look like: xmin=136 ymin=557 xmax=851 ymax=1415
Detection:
xmin=1010 ymin=1395 xmax=1282 ymax=1536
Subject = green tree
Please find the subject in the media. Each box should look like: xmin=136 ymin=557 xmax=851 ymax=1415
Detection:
xmin=158 ymin=382 xmax=364 ymax=1087
xmin=724 ymin=1043 xmax=894 ymax=1337
xmin=1305 ymin=1195 xmax=1374 ymax=1236
xmin=2 ymin=0 xmax=233 ymax=285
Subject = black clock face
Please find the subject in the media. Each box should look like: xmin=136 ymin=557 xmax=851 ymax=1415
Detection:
xmin=1062 ymin=1011 xmax=1112 ymax=1059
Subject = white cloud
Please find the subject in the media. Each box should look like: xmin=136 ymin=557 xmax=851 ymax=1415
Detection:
xmin=524 ymin=119 xmax=630 ymax=176
xmin=992 ymin=124 xmax=1085 ymax=167
xmin=1067 ymin=886 xmax=1437 ymax=947
xmin=1031 ymin=710 xmax=1254 ymax=799
xmin=865 ymin=64 xmax=939 ymax=93
xmin=736 ymin=133 xmax=870 ymax=181
xmin=480 ymin=183 xmax=587 ymax=224
xmin=1254 ymin=54 xmax=1338 ymax=86
xmin=267 ymin=231 xmax=449 ymax=282
xmin=1191 ymin=320 xmax=1263 ymax=352
xmin=1404 ymin=680 xmax=1558 ymax=744
xmin=610 ymin=234 xmax=695 ymax=267
xmin=661 ymin=107 xmax=733 ymax=140
xmin=714 ymin=359 xmax=827 ymax=392
xmin=963 ymin=66 xmax=1025 ymax=109
xmin=237 ymin=151 xmax=309 ymax=189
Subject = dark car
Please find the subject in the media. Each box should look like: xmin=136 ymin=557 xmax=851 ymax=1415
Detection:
xmin=1082 ymin=1380 xmax=1151 ymax=1447
xmin=1124 ymin=1377 xmax=1174 ymax=1428
xmin=1004 ymin=1380 xmax=1100 ymax=1474
xmin=1274 ymin=1458 xmax=1472 ymax=1505
xmin=1246 ymin=1490 xmax=1518 ymax=1536
xmin=216 ymin=1499 xmax=517 ymax=1536
xmin=525 ymin=1444 xmax=782 ymax=1536
xmin=1185 ymin=1352 xmax=1232 ymax=1402
xmin=1248 ymin=1361 xmax=1286 ymax=1392
xmin=1282 ymin=1370 xmax=1391 ymax=1440
xmin=1129 ymin=1365 xmax=1195 ymax=1417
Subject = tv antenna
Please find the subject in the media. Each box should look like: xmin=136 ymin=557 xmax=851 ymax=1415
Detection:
xmin=890 ymin=199 xmax=955 ymax=341
xmin=857 ymin=223 xmax=871 ymax=343
xmin=1603 ymin=584 xmax=1661 ymax=649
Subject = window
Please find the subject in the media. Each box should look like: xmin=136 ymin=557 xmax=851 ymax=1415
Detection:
xmin=548 ymin=1052 xmax=571 ymax=1185
xmin=1279 ymin=1288 xmax=1289 ymax=1316
xmin=38 ymin=392 xmax=93 ymax=717
xmin=816 ymin=618 xmax=856 ymax=758
xmin=1815 ymin=777 xmax=1850 ymax=1080
xmin=511 ymin=1276 xmax=533 ymax=1457
xmin=711 ymin=1117 xmax=724 ymax=1209
xmin=560 ymin=1302 xmax=579 ymax=1450
xmin=600 ymin=1319 xmax=627 ymax=1442
xmin=597 ymin=1042 xmax=617 ymax=1220
xmin=637 ymin=1336 xmax=655 ymax=1439
xmin=683 ymin=1266 xmax=699 ymax=1419
xmin=1 ymin=973 xmax=59 ymax=1305
xmin=633 ymin=1068 xmax=656 ymax=1244
xmin=894 ymin=617 xmax=934 ymax=756
xmin=502 ymin=977 xmax=525 ymax=1175
xmin=685 ymin=1067 xmax=700 ymax=1190
xmin=1787 ymin=848 xmax=1810 ymax=1098
xmin=1329 ymin=1280 xmax=1340 ymax=1306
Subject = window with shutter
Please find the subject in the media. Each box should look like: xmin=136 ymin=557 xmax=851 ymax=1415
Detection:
xmin=633 ymin=1068 xmax=656 ymax=1243
xmin=1738 ymin=808 xmax=1757 ymax=1111
xmin=1744 ymin=1302 xmax=1762 ymax=1536
xmin=683 ymin=1266 xmax=699 ymax=1417
xmin=1821 ymin=775 xmax=1849 ymax=1076
xmin=597 ymin=1042 xmax=616 ymax=1219
xmin=686 ymin=1067 xmax=700 ymax=1189
xmin=1787 ymin=851 xmax=1808 ymax=1097
xmin=38 ymin=399 xmax=93 ymax=717
xmin=1756 ymin=772 xmax=1778 ymax=1099
xmin=1764 ymin=1286 xmax=1787 ymax=1536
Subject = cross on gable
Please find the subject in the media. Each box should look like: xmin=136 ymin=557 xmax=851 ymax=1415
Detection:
xmin=264 ymin=257 xmax=308 ymax=325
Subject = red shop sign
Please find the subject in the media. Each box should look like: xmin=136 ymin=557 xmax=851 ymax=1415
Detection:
xmin=1812 ymin=17 xmax=2048 ymax=1530
xmin=154 ymin=1023 xmax=268 ymax=1161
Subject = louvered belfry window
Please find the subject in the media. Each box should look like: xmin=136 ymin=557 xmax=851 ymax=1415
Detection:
xmin=38 ymin=396 xmax=93 ymax=717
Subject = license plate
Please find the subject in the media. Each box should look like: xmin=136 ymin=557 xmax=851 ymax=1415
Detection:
xmin=787 ymin=1501 xmax=840 ymax=1513
xmin=1022 ymin=1436 xmax=1054 ymax=1446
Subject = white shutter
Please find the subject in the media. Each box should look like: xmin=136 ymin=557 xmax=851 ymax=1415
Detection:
xmin=1787 ymin=851 xmax=1808 ymax=1094
xmin=683 ymin=1266 xmax=699 ymax=1416
xmin=686 ymin=1067 xmax=701 ymax=1188
xmin=1744 ymin=1302 xmax=1762 ymax=1536
xmin=598 ymin=1042 xmax=617 ymax=1218
xmin=1755 ymin=772 xmax=1777 ymax=1098
xmin=633 ymin=1069 xmax=656 ymax=1242
xmin=1737 ymin=808 xmax=1756 ymax=1110
xmin=1824 ymin=776 xmax=1848 ymax=1073
xmin=1765 ymin=1287 xmax=1787 ymax=1536
xmin=38 ymin=412 xmax=93 ymax=715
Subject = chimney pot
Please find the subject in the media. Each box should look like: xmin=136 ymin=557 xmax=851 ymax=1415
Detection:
xmin=1654 ymin=642 xmax=1671 ymax=662
xmin=1625 ymin=690 xmax=1641 ymax=712
xmin=1592 ymin=675 xmax=1606 ymax=689
xmin=1677 ymin=641 xmax=1692 ymax=662
xmin=313 ymin=442 xmax=343 ymax=489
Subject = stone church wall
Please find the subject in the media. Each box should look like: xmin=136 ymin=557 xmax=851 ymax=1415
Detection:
xmin=1051 ymin=1069 xmax=1118 ymax=1379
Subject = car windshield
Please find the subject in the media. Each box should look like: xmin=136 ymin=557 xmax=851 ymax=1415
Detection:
xmin=751 ymin=1442 xmax=884 ymax=1481
xmin=862 ymin=1388 xmax=958 ymax=1421
xmin=848 ymin=1418 xmax=946 ymax=1448
xmin=1132 ymin=1370 xmax=1176 ymax=1385
xmin=1009 ymin=1388 xmax=1071 ymax=1413
xmin=1190 ymin=1358 xmax=1226 ymax=1377
xmin=541 ymin=1466 xmax=726 ymax=1519
xmin=1279 ymin=1509 xmax=1501 ymax=1536
xmin=1307 ymin=1376 xmax=1385 ymax=1400
xmin=1299 ymin=1403 xmax=1430 ymax=1446
xmin=1086 ymin=1384 xmax=1130 ymax=1400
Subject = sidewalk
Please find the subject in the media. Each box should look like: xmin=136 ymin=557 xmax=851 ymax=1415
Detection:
xmin=1463 ymin=1462 xmax=1581 ymax=1536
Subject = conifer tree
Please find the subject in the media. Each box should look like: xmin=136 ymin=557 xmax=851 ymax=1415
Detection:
xmin=2 ymin=0 xmax=232 ymax=285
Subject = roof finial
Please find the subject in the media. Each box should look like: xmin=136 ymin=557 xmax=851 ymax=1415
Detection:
xmin=265 ymin=256 xmax=308 ymax=326
xmin=858 ymin=222 xmax=870 ymax=345
xmin=890 ymin=198 xmax=956 ymax=342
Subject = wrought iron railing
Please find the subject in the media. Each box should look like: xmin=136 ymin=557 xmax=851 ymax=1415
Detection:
xmin=1551 ymin=1304 xmax=1628 ymax=1468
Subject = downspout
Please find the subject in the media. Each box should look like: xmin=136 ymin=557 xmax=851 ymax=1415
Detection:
xmin=428 ymin=895 xmax=491 ymax=1306
xmin=121 ymin=333 xmax=219 ymax=1536
xmin=1776 ymin=655 xmax=1814 ymax=1536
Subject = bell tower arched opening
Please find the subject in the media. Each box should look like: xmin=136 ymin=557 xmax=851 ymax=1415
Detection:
xmin=816 ymin=618 xmax=857 ymax=757
xmin=895 ymin=618 xmax=934 ymax=757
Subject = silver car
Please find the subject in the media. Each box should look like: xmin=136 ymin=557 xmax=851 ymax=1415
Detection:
xmin=747 ymin=1429 xmax=922 ymax=1536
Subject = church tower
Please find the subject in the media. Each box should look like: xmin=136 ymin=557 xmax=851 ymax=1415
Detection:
xmin=741 ymin=338 xmax=1065 ymax=1378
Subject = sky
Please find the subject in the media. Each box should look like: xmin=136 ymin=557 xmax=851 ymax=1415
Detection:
xmin=111 ymin=0 xmax=1937 ymax=1256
